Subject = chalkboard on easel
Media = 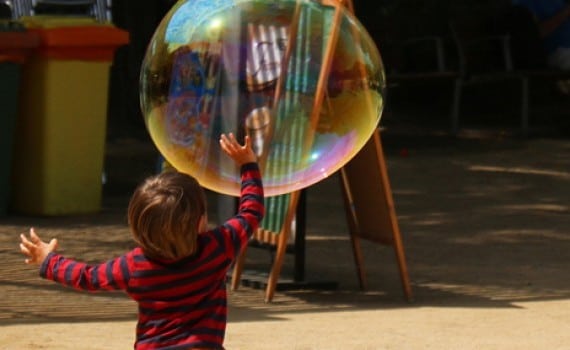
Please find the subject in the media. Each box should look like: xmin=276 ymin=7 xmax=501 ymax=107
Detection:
xmin=339 ymin=128 xmax=413 ymax=301
xmin=341 ymin=129 xmax=398 ymax=245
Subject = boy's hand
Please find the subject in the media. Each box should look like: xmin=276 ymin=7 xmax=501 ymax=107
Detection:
xmin=20 ymin=228 xmax=58 ymax=265
xmin=220 ymin=133 xmax=257 ymax=166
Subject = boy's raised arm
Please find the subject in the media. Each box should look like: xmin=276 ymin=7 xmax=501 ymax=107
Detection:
xmin=218 ymin=133 xmax=265 ymax=257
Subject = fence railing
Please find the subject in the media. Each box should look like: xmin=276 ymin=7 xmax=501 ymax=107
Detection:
xmin=6 ymin=0 xmax=111 ymax=22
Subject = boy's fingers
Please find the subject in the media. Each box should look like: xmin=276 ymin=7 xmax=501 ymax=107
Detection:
xmin=19 ymin=243 xmax=31 ymax=256
xmin=220 ymin=134 xmax=232 ymax=148
xmin=20 ymin=234 xmax=34 ymax=247
xmin=220 ymin=137 xmax=231 ymax=153
xmin=244 ymin=135 xmax=252 ymax=149
xmin=48 ymin=238 xmax=58 ymax=251
xmin=220 ymin=133 xmax=252 ymax=159
xmin=226 ymin=133 xmax=237 ymax=145
xmin=30 ymin=228 xmax=40 ymax=243
xmin=221 ymin=134 xmax=239 ymax=151
xmin=20 ymin=240 xmax=33 ymax=250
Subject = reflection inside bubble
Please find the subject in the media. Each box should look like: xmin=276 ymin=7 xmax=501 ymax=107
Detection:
xmin=140 ymin=0 xmax=385 ymax=196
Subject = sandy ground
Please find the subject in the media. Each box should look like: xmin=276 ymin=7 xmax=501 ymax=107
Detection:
xmin=0 ymin=132 xmax=569 ymax=349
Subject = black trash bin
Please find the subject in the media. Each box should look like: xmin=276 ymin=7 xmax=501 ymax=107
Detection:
xmin=0 ymin=21 xmax=38 ymax=215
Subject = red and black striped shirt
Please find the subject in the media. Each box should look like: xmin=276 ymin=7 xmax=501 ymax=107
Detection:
xmin=40 ymin=163 xmax=264 ymax=349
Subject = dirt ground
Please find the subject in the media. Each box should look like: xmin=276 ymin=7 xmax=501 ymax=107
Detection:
xmin=0 ymin=130 xmax=569 ymax=349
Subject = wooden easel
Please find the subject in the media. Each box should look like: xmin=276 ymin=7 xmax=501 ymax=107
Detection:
xmin=231 ymin=0 xmax=413 ymax=303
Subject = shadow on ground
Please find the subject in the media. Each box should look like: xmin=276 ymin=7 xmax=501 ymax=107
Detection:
xmin=1 ymin=128 xmax=568 ymax=326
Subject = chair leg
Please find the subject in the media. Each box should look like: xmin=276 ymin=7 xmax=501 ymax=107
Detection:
xmin=520 ymin=77 xmax=529 ymax=136
xmin=451 ymin=78 xmax=462 ymax=135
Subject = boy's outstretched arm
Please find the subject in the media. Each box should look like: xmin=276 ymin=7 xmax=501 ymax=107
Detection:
xmin=20 ymin=228 xmax=130 ymax=292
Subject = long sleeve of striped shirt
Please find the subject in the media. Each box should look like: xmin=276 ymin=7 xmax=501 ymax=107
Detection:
xmin=39 ymin=162 xmax=264 ymax=349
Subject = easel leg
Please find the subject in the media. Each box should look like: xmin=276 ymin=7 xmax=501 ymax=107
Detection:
xmin=340 ymin=167 xmax=369 ymax=291
xmin=375 ymin=132 xmax=414 ymax=302
xmin=392 ymin=234 xmax=414 ymax=302
xmin=264 ymin=191 xmax=300 ymax=302
xmin=349 ymin=232 xmax=368 ymax=290
xmin=230 ymin=243 xmax=249 ymax=291
xmin=264 ymin=227 xmax=290 ymax=302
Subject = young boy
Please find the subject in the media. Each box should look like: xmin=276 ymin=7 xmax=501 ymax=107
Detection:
xmin=19 ymin=133 xmax=265 ymax=350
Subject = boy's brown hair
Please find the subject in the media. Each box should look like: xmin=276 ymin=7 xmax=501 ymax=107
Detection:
xmin=127 ymin=171 xmax=207 ymax=260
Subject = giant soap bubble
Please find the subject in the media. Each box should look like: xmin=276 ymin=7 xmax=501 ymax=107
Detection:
xmin=140 ymin=0 xmax=385 ymax=197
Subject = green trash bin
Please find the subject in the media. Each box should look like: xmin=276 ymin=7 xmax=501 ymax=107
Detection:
xmin=0 ymin=21 xmax=39 ymax=216
xmin=11 ymin=16 xmax=129 ymax=215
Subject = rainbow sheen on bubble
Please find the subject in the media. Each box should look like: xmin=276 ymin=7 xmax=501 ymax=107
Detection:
xmin=140 ymin=0 xmax=385 ymax=197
